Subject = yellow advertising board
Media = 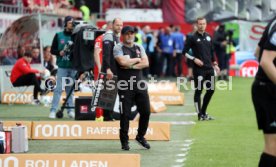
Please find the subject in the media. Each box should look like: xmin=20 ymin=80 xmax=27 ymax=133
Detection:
xmin=32 ymin=121 xmax=170 ymax=141
xmin=148 ymin=82 xmax=178 ymax=93
xmin=149 ymin=92 xmax=185 ymax=105
xmin=0 ymin=154 xmax=140 ymax=167
xmin=1 ymin=92 xmax=33 ymax=104
xmin=3 ymin=121 xmax=32 ymax=139
xmin=150 ymin=96 xmax=167 ymax=113
xmin=1 ymin=92 xmax=92 ymax=104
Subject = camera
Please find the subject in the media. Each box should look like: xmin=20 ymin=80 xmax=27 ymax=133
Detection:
xmin=70 ymin=22 xmax=105 ymax=71
xmin=72 ymin=20 xmax=89 ymax=34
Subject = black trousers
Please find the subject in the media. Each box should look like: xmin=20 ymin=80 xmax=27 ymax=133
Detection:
xmin=143 ymin=52 xmax=157 ymax=77
xmin=193 ymin=70 xmax=215 ymax=115
xmin=174 ymin=53 xmax=183 ymax=76
xmin=103 ymin=109 xmax=114 ymax=121
xmin=252 ymin=80 xmax=276 ymax=134
xmin=12 ymin=73 xmax=42 ymax=100
xmin=118 ymin=85 xmax=150 ymax=144
xmin=149 ymin=52 xmax=159 ymax=76
xmin=160 ymin=53 xmax=173 ymax=76
xmin=216 ymin=50 xmax=229 ymax=71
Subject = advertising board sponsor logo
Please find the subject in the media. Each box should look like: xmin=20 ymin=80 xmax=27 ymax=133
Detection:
xmin=32 ymin=121 xmax=170 ymax=140
xmin=0 ymin=154 xmax=140 ymax=167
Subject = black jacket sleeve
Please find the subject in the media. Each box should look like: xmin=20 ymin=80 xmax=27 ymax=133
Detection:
xmin=183 ymin=34 xmax=192 ymax=55
xmin=213 ymin=32 xmax=222 ymax=47
xmin=51 ymin=33 xmax=60 ymax=56
xmin=102 ymin=40 xmax=113 ymax=71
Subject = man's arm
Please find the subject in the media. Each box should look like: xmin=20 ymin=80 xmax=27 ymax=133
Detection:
xmin=132 ymin=56 xmax=149 ymax=69
xmin=115 ymin=55 xmax=141 ymax=68
xmin=102 ymin=40 xmax=112 ymax=70
xmin=18 ymin=62 xmax=40 ymax=74
xmin=113 ymin=44 xmax=143 ymax=68
xmin=94 ymin=39 xmax=102 ymax=72
xmin=260 ymin=50 xmax=276 ymax=84
xmin=254 ymin=46 xmax=260 ymax=58
xmin=132 ymin=44 xmax=149 ymax=69
xmin=102 ymin=33 xmax=114 ymax=71
xmin=183 ymin=35 xmax=204 ymax=67
xmin=183 ymin=35 xmax=194 ymax=60
xmin=50 ymin=33 xmax=60 ymax=56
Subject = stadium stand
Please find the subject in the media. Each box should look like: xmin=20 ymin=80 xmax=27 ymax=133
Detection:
xmin=0 ymin=0 xmax=81 ymax=17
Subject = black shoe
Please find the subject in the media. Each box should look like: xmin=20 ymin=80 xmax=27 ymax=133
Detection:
xmin=202 ymin=114 xmax=214 ymax=121
xmin=198 ymin=113 xmax=214 ymax=121
xmin=31 ymin=99 xmax=41 ymax=105
xmin=198 ymin=113 xmax=205 ymax=121
xmin=121 ymin=142 xmax=130 ymax=151
xmin=135 ymin=136 xmax=150 ymax=149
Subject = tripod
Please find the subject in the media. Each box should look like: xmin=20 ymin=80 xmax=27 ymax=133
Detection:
xmin=55 ymin=24 xmax=104 ymax=118
xmin=56 ymin=70 xmax=95 ymax=118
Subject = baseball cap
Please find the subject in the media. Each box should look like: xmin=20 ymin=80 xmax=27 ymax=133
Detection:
xmin=121 ymin=26 xmax=135 ymax=35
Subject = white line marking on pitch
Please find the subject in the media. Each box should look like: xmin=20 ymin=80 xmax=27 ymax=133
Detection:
xmin=172 ymin=139 xmax=193 ymax=167
xmin=173 ymin=139 xmax=194 ymax=143
xmin=181 ymin=147 xmax=190 ymax=151
xmin=182 ymin=143 xmax=192 ymax=147
xmin=152 ymin=113 xmax=197 ymax=116
xmin=170 ymin=121 xmax=196 ymax=125
xmin=175 ymin=158 xmax=186 ymax=163
xmin=177 ymin=153 xmax=187 ymax=157
xmin=184 ymin=139 xmax=193 ymax=143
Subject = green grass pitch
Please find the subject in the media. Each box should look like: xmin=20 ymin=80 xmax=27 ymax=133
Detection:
xmin=0 ymin=77 xmax=263 ymax=167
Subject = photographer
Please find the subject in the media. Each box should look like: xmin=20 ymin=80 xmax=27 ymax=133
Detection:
xmin=225 ymin=29 xmax=236 ymax=79
xmin=213 ymin=24 xmax=228 ymax=80
xmin=48 ymin=16 xmax=77 ymax=119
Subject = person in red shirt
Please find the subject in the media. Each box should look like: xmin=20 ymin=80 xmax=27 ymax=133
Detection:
xmin=93 ymin=21 xmax=113 ymax=80
xmin=10 ymin=51 xmax=45 ymax=104
xmin=93 ymin=34 xmax=103 ymax=80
